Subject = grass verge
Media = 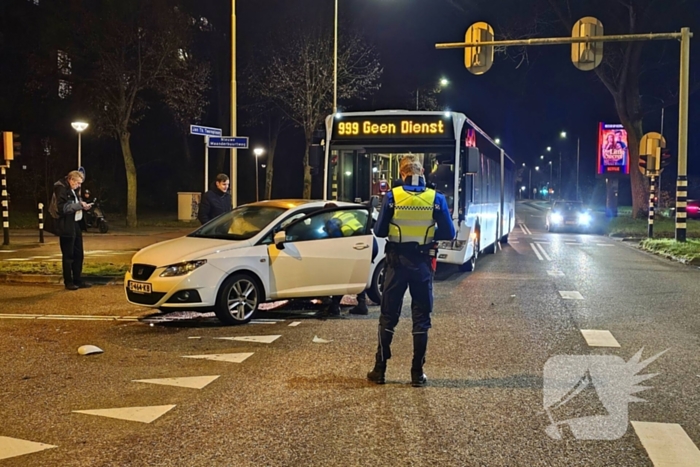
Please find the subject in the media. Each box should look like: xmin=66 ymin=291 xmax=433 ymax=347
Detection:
xmin=640 ymin=239 xmax=700 ymax=264
xmin=0 ymin=261 xmax=128 ymax=276
xmin=607 ymin=217 xmax=700 ymax=238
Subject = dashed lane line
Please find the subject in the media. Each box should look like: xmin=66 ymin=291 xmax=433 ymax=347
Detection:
xmin=632 ymin=422 xmax=700 ymax=467
xmin=580 ymin=330 xmax=621 ymax=348
xmin=559 ymin=291 xmax=584 ymax=300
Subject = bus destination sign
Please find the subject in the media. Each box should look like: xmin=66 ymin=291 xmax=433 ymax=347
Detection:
xmin=333 ymin=115 xmax=454 ymax=140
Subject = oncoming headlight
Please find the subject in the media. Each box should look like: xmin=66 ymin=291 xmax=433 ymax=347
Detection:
xmin=578 ymin=212 xmax=592 ymax=225
xmin=160 ymin=260 xmax=207 ymax=277
xmin=551 ymin=213 xmax=563 ymax=224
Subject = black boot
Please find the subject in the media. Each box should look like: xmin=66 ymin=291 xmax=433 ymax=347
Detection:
xmin=349 ymin=294 xmax=369 ymax=315
xmin=411 ymin=332 xmax=428 ymax=387
xmin=367 ymin=363 xmax=386 ymax=384
xmin=368 ymin=325 xmax=394 ymax=384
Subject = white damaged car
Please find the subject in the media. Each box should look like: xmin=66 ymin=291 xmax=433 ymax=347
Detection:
xmin=125 ymin=200 xmax=385 ymax=325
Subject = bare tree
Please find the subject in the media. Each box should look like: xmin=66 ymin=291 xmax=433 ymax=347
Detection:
xmin=447 ymin=0 xmax=697 ymax=217
xmin=80 ymin=0 xmax=210 ymax=226
xmin=259 ymin=27 xmax=382 ymax=198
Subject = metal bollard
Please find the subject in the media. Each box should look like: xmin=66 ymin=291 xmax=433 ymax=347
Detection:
xmin=38 ymin=202 xmax=44 ymax=243
xmin=1 ymin=167 xmax=8 ymax=246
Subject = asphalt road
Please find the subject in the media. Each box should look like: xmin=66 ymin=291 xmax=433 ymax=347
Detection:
xmin=0 ymin=203 xmax=698 ymax=466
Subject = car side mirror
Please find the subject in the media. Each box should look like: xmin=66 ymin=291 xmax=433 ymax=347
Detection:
xmin=274 ymin=231 xmax=286 ymax=250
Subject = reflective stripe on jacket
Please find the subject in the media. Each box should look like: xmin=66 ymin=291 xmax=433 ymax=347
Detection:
xmin=388 ymin=186 xmax=436 ymax=244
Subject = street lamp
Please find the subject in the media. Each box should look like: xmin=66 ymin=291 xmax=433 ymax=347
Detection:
xmin=71 ymin=121 xmax=88 ymax=168
xmin=546 ymin=146 xmax=551 ymax=152
xmin=231 ymin=0 xmax=238 ymax=208
xmin=559 ymin=131 xmax=581 ymax=200
xmin=495 ymin=138 xmax=501 ymax=145
xmin=253 ymin=147 xmax=264 ymax=202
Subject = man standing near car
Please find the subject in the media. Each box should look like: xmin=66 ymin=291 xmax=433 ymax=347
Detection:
xmin=367 ymin=156 xmax=455 ymax=387
xmin=198 ymin=174 xmax=232 ymax=225
xmin=51 ymin=170 xmax=92 ymax=290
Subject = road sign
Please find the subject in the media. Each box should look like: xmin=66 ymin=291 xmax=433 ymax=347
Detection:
xmin=572 ymin=17 xmax=604 ymax=71
xmin=190 ymin=125 xmax=222 ymax=137
xmin=207 ymin=136 xmax=249 ymax=149
xmin=465 ymin=22 xmax=494 ymax=75
xmin=639 ymin=132 xmax=666 ymax=176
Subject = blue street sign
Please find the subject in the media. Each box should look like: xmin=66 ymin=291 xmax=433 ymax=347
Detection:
xmin=207 ymin=136 xmax=249 ymax=149
xmin=190 ymin=125 xmax=222 ymax=137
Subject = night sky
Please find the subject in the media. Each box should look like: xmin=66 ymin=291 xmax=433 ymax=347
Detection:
xmin=229 ymin=0 xmax=700 ymax=204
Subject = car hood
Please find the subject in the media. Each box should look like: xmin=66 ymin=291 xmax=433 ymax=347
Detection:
xmin=132 ymin=236 xmax=252 ymax=266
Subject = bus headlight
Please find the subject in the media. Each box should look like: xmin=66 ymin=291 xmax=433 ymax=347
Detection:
xmin=578 ymin=213 xmax=592 ymax=225
xmin=551 ymin=213 xmax=563 ymax=224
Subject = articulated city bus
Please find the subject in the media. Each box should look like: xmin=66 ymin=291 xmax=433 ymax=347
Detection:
xmin=321 ymin=110 xmax=516 ymax=271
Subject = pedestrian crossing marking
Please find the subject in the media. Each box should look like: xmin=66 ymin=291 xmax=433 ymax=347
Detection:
xmin=182 ymin=352 xmax=254 ymax=363
xmin=289 ymin=321 xmax=302 ymax=327
xmin=580 ymin=330 xmax=621 ymax=348
xmin=214 ymin=335 xmax=281 ymax=344
xmin=547 ymin=270 xmax=565 ymax=277
xmin=132 ymin=375 xmax=220 ymax=389
xmin=632 ymin=421 xmax=700 ymax=467
xmin=0 ymin=436 xmax=57 ymax=461
xmin=72 ymin=405 xmax=176 ymax=424
xmin=559 ymin=291 xmax=584 ymax=300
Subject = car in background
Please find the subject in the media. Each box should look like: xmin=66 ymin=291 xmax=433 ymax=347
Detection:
xmin=125 ymin=200 xmax=386 ymax=325
xmin=667 ymin=199 xmax=699 ymax=219
xmin=545 ymin=200 xmax=593 ymax=233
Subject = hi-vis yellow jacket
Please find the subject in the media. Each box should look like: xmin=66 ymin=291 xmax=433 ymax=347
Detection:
xmin=331 ymin=210 xmax=364 ymax=237
xmin=388 ymin=186 xmax=436 ymax=245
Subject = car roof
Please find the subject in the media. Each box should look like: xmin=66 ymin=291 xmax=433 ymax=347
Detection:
xmin=244 ymin=199 xmax=359 ymax=210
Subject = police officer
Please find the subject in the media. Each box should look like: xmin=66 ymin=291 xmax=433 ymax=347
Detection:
xmin=367 ymin=156 xmax=455 ymax=387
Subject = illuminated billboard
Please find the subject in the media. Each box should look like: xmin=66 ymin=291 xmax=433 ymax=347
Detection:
xmin=598 ymin=123 xmax=629 ymax=175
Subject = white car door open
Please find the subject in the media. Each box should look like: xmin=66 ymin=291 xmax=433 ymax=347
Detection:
xmin=267 ymin=208 xmax=373 ymax=299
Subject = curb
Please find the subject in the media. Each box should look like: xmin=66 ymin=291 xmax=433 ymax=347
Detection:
xmin=635 ymin=246 xmax=700 ymax=267
xmin=0 ymin=274 xmax=124 ymax=285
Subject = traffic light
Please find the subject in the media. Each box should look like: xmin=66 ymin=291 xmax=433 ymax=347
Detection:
xmin=1 ymin=132 xmax=12 ymax=161
xmin=661 ymin=150 xmax=672 ymax=170
xmin=12 ymin=133 xmax=20 ymax=159
xmin=638 ymin=154 xmax=648 ymax=173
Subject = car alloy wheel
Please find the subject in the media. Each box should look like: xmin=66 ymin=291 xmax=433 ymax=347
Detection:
xmin=367 ymin=260 xmax=386 ymax=305
xmin=215 ymin=274 xmax=260 ymax=325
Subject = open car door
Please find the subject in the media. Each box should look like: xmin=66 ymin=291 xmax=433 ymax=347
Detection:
xmin=267 ymin=206 xmax=373 ymax=299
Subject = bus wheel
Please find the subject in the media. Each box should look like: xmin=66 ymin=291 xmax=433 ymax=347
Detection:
xmin=459 ymin=254 xmax=476 ymax=272
xmin=366 ymin=260 xmax=385 ymax=305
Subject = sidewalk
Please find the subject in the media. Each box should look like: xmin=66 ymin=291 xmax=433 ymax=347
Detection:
xmin=0 ymin=226 xmax=194 ymax=284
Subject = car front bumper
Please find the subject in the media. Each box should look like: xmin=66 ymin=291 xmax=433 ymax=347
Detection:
xmin=124 ymin=264 xmax=221 ymax=309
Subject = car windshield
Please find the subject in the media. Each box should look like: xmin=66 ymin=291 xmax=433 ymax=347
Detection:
xmin=189 ymin=206 xmax=287 ymax=241
xmin=553 ymin=202 xmax=584 ymax=212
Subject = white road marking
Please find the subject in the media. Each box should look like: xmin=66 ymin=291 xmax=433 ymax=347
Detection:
xmin=0 ymin=250 xmax=18 ymax=254
xmin=509 ymin=240 xmax=520 ymax=243
xmin=559 ymin=291 xmax=584 ymax=300
xmin=597 ymin=244 xmax=615 ymax=247
xmin=522 ymin=224 xmax=532 ymax=235
xmin=632 ymin=421 xmax=700 ymax=467
xmin=132 ymin=375 xmax=220 ymax=389
xmin=182 ymin=353 xmax=254 ymax=363
xmin=580 ymin=330 xmax=621 ymax=348
xmin=288 ymin=321 xmax=302 ymax=327
xmin=0 ymin=436 xmax=57 ymax=461
xmin=73 ymin=405 xmax=176 ymax=424
xmin=535 ymin=243 xmax=552 ymax=261
xmin=0 ymin=313 xmax=139 ymax=322
xmin=530 ymin=243 xmax=544 ymax=261
xmin=547 ymin=270 xmax=565 ymax=277
xmin=215 ymin=335 xmax=281 ymax=344
xmin=248 ymin=320 xmax=278 ymax=325
xmin=519 ymin=224 xmax=528 ymax=235
xmin=565 ymin=242 xmax=580 ymax=246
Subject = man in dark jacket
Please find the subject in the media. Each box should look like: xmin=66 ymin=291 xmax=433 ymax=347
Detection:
xmin=53 ymin=170 xmax=92 ymax=290
xmin=198 ymin=174 xmax=232 ymax=224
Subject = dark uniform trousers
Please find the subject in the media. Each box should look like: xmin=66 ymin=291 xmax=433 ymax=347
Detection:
xmin=376 ymin=246 xmax=433 ymax=371
xmin=59 ymin=223 xmax=84 ymax=286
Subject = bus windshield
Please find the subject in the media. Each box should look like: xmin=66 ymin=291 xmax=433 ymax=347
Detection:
xmin=327 ymin=148 xmax=456 ymax=209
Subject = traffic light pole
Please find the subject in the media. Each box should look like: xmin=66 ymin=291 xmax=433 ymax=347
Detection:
xmin=648 ymin=175 xmax=656 ymax=238
xmin=436 ymin=26 xmax=693 ymax=242
xmin=1 ymin=167 xmax=8 ymax=246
